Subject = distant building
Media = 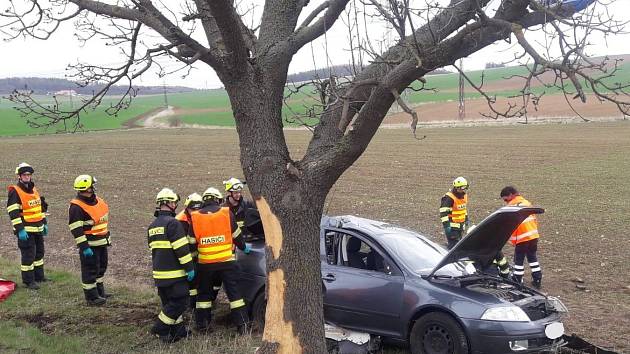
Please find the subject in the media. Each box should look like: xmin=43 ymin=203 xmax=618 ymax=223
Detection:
xmin=54 ymin=89 xmax=79 ymax=96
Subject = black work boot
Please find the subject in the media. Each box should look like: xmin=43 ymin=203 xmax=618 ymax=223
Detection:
xmin=151 ymin=320 xmax=174 ymax=343
xmin=97 ymin=283 xmax=112 ymax=298
xmin=23 ymin=282 xmax=40 ymax=290
xmin=195 ymin=309 xmax=213 ymax=332
xmin=232 ymin=308 xmax=250 ymax=335
xmin=532 ymin=278 xmax=542 ymax=289
xmin=87 ymin=297 xmax=106 ymax=306
xmin=84 ymin=288 xmax=106 ymax=306
xmin=171 ymin=323 xmax=191 ymax=342
xmin=512 ymin=274 xmax=523 ymax=284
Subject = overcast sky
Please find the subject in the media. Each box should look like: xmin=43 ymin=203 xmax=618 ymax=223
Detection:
xmin=0 ymin=0 xmax=628 ymax=89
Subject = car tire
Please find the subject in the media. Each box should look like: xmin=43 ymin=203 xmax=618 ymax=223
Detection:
xmin=251 ymin=291 xmax=266 ymax=331
xmin=410 ymin=312 xmax=469 ymax=354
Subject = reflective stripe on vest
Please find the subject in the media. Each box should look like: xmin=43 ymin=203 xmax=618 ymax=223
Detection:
xmin=446 ymin=192 xmax=467 ymax=226
xmin=9 ymin=185 xmax=44 ymax=223
xmin=191 ymin=207 xmax=234 ymax=264
xmin=70 ymin=197 xmax=110 ymax=236
xmin=508 ymin=196 xmax=539 ymax=245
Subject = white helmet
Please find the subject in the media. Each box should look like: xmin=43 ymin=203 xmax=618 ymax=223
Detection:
xmin=156 ymin=188 xmax=180 ymax=204
xmin=202 ymin=187 xmax=223 ymax=201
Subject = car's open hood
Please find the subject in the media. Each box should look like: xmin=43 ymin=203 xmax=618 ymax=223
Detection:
xmin=428 ymin=206 xmax=544 ymax=278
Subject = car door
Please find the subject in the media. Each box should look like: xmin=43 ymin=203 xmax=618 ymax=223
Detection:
xmin=321 ymin=228 xmax=405 ymax=336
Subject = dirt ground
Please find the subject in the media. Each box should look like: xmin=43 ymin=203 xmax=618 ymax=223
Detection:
xmin=0 ymin=122 xmax=629 ymax=352
xmin=386 ymin=93 xmax=628 ymax=123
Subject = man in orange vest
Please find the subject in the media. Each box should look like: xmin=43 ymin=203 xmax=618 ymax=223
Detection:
xmin=440 ymin=177 xmax=469 ymax=250
xmin=191 ymin=187 xmax=251 ymax=334
xmin=68 ymin=175 xmax=111 ymax=305
xmin=501 ymin=186 xmax=543 ymax=289
xmin=6 ymin=163 xmax=49 ymax=289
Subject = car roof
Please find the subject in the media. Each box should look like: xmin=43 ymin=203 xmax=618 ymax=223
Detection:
xmin=323 ymin=215 xmax=419 ymax=238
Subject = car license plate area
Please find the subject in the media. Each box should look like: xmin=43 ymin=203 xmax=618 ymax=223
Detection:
xmin=545 ymin=322 xmax=564 ymax=339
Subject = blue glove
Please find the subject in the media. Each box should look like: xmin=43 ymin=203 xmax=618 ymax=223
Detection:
xmin=186 ymin=270 xmax=195 ymax=282
xmin=243 ymin=243 xmax=252 ymax=255
xmin=443 ymin=224 xmax=452 ymax=235
xmin=42 ymin=224 xmax=48 ymax=236
xmin=17 ymin=229 xmax=28 ymax=241
xmin=82 ymin=247 xmax=94 ymax=257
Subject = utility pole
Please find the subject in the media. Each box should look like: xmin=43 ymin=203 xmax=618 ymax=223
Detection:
xmin=162 ymin=82 xmax=168 ymax=107
xmin=458 ymin=59 xmax=465 ymax=120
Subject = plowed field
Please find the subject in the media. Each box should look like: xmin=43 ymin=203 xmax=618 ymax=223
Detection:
xmin=1 ymin=122 xmax=629 ymax=351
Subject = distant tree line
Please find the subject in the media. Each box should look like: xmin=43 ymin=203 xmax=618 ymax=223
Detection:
xmin=286 ymin=65 xmax=452 ymax=83
xmin=0 ymin=77 xmax=196 ymax=95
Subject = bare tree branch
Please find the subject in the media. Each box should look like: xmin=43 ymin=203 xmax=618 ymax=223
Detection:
xmin=289 ymin=0 xmax=351 ymax=55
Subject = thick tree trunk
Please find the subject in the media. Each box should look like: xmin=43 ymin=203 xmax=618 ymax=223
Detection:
xmin=256 ymin=191 xmax=327 ymax=354
xmin=224 ymin=76 xmax=329 ymax=354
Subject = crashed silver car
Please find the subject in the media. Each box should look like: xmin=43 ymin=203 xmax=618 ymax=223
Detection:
xmin=237 ymin=206 xmax=568 ymax=354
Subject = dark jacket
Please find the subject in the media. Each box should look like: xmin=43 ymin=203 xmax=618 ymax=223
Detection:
xmin=148 ymin=210 xmax=194 ymax=287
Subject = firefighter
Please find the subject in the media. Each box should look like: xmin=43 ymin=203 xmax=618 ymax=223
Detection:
xmin=501 ymin=186 xmax=543 ymax=289
xmin=148 ymin=188 xmax=195 ymax=343
xmin=222 ymin=177 xmax=257 ymax=236
xmin=175 ymin=193 xmax=203 ymax=309
xmin=467 ymin=224 xmax=511 ymax=278
xmin=192 ymin=187 xmax=252 ymax=334
xmin=439 ymin=177 xmax=469 ymax=250
xmin=6 ymin=163 xmax=49 ymax=289
xmin=68 ymin=175 xmax=111 ymax=305
xmin=493 ymin=252 xmax=511 ymax=279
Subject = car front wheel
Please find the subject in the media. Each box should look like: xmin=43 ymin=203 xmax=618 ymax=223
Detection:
xmin=410 ymin=312 xmax=469 ymax=354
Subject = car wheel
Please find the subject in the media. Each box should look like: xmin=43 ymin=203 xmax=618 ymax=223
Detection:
xmin=251 ymin=291 xmax=266 ymax=331
xmin=410 ymin=312 xmax=469 ymax=354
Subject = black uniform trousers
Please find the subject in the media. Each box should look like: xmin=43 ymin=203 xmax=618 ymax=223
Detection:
xmin=17 ymin=232 xmax=45 ymax=284
xmin=80 ymin=246 xmax=108 ymax=300
xmin=513 ymin=238 xmax=542 ymax=283
xmin=152 ymin=280 xmax=190 ymax=338
xmin=446 ymin=229 xmax=463 ymax=250
xmin=195 ymin=261 xmax=248 ymax=329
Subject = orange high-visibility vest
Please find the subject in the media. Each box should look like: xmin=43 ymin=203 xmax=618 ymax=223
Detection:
xmin=508 ymin=195 xmax=539 ymax=245
xmin=191 ymin=207 xmax=234 ymax=264
xmin=70 ymin=197 xmax=109 ymax=236
xmin=446 ymin=192 xmax=468 ymax=225
xmin=8 ymin=185 xmax=45 ymax=223
xmin=175 ymin=210 xmax=190 ymax=224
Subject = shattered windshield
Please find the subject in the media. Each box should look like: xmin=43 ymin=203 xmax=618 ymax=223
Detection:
xmin=377 ymin=230 xmax=475 ymax=277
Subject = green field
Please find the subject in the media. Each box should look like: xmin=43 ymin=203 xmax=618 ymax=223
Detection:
xmin=2 ymin=61 xmax=629 ymax=136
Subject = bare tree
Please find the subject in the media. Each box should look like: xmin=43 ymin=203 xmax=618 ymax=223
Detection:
xmin=2 ymin=1 xmax=629 ymax=353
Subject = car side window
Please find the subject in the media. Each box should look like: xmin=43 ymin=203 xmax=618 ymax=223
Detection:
xmin=326 ymin=231 xmax=392 ymax=274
